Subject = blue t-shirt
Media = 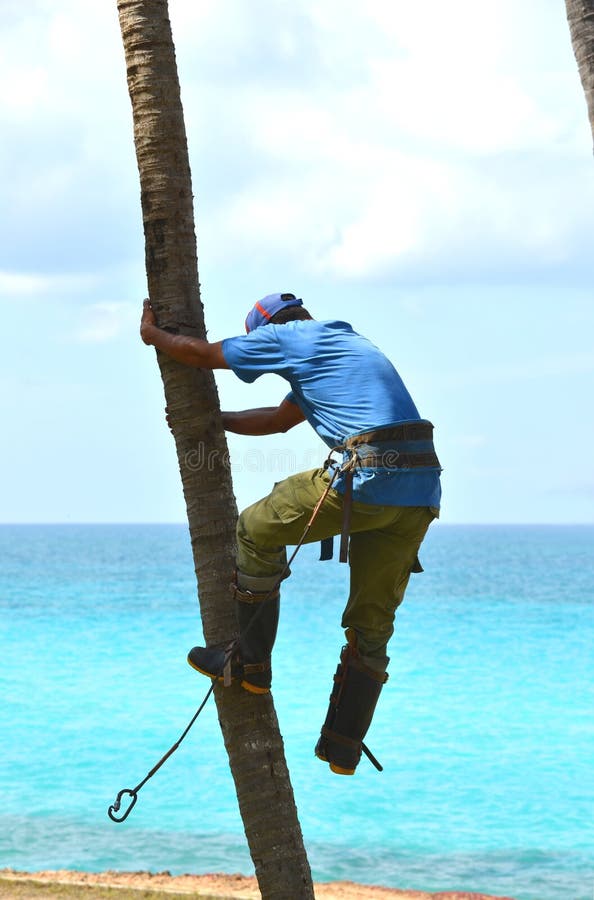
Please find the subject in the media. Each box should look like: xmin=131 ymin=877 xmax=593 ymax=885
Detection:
xmin=222 ymin=320 xmax=441 ymax=507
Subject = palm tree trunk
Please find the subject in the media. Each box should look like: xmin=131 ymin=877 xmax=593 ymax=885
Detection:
xmin=116 ymin=2 xmax=314 ymax=896
xmin=565 ymin=0 xmax=594 ymax=147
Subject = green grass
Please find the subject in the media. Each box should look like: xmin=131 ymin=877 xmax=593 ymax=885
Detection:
xmin=0 ymin=877 xmax=225 ymax=900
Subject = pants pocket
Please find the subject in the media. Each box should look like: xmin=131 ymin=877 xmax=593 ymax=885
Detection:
xmin=268 ymin=476 xmax=308 ymax=525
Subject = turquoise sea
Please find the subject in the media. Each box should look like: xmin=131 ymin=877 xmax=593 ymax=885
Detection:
xmin=0 ymin=524 xmax=593 ymax=900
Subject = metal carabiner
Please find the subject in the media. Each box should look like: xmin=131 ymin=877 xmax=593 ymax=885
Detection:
xmin=108 ymin=787 xmax=138 ymax=823
xmin=323 ymin=445 xmax=344 ymax=471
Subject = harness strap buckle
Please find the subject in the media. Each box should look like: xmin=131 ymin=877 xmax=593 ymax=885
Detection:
xmin=230 ymin=583 xmax=279 ymax=604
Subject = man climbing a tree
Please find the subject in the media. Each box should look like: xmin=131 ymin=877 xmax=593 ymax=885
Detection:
xmin=140 ymin=292 xmax=441 ymax=776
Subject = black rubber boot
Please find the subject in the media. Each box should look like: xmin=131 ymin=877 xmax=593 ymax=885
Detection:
xmin=315 ymin=642 xmax=388 ymax=775
xmin=187 ymin=572 xmax=280 ymax=694
xmin=236 ymin=591 xmax=280 ymax=694
xmin=187 ymin=641 xmax=242 ymax=685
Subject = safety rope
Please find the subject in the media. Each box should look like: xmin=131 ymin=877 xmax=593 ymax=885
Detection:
xmin=108 ymin=446 xmax=358 ymax=823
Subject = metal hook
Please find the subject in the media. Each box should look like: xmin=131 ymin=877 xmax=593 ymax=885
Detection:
xmin=323 ymin=445 xmax=345 ymax=471
xmin=108 ymin=788 xmax=138 ymax=823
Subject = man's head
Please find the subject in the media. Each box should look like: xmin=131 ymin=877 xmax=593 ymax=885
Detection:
xmin=245 ymin=293 xmax=311 ymax=333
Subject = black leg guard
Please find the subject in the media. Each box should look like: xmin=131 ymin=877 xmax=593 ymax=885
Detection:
xmin=236 ymin=591 xmax=280 ymax=694
xmin=315 ymin=643 xmax=388 ymax=775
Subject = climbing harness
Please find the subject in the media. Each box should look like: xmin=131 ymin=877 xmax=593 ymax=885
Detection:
xmin=337 ymin=420 xmax=440 ymax=562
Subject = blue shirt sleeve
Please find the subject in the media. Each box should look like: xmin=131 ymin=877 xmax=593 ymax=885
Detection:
xmin=221 ymin=328 xmax=291 ymax=384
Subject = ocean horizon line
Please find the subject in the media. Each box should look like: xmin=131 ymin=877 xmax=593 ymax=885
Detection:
xmin=1 ymin=520 xmax=593 ymax=528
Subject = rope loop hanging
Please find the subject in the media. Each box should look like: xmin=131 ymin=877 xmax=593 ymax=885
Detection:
xmin=108 ymin=447 xmax=355 ymax=823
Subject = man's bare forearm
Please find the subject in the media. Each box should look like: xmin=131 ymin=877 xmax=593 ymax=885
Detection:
xmin=142 ymin=322 xmax=228 ymax=369
xmin=142 ymin=325 xmax=206 ymax=365
xmin=223 ymin=399 xmax=305 ymax=436
xmin=222 ymin=409 xmax=287 ymax=435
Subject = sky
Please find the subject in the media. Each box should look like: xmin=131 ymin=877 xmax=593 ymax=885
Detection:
xmin=1 ymin=0 xmax=593 ymax=524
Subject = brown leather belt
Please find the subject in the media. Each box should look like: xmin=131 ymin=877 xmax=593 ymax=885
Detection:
xmin=344 ymin=421 xmax=434 ymax=446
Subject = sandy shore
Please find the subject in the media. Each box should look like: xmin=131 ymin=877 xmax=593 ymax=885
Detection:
xmin=0 ymin=870 xmax=517 ymax=900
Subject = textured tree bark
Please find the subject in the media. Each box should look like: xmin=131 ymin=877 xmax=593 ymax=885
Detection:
xmin=116 ymin=2 xmax=314 ymax=896
xmin=565 ymin=0 xmax=594 ymax=147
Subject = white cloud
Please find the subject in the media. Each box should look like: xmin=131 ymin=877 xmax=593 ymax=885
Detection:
xmin=367 ymin=59 xmax=560 ymax=155
xmin=0 ymin=270 xmax=97 ymax=297
xmin=75 ymin=301 xmax=137 ymax=343
xmin=171 ymin=1 xmax=592 ymax=280
xmin=1 ymin=0 xmax=591 ymax=285
xmin=204 ymin=129 xmax=593 ymax=281
xmin=0 ymin=271 xmax=53 ymax=295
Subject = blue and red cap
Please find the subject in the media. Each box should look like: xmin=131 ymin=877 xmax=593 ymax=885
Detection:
xmin=245 ymin=292 xmax=303 ymax=333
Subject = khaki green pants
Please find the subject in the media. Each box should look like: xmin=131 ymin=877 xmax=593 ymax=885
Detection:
xmin=236 ymin=468 xmax=436 ymax=661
